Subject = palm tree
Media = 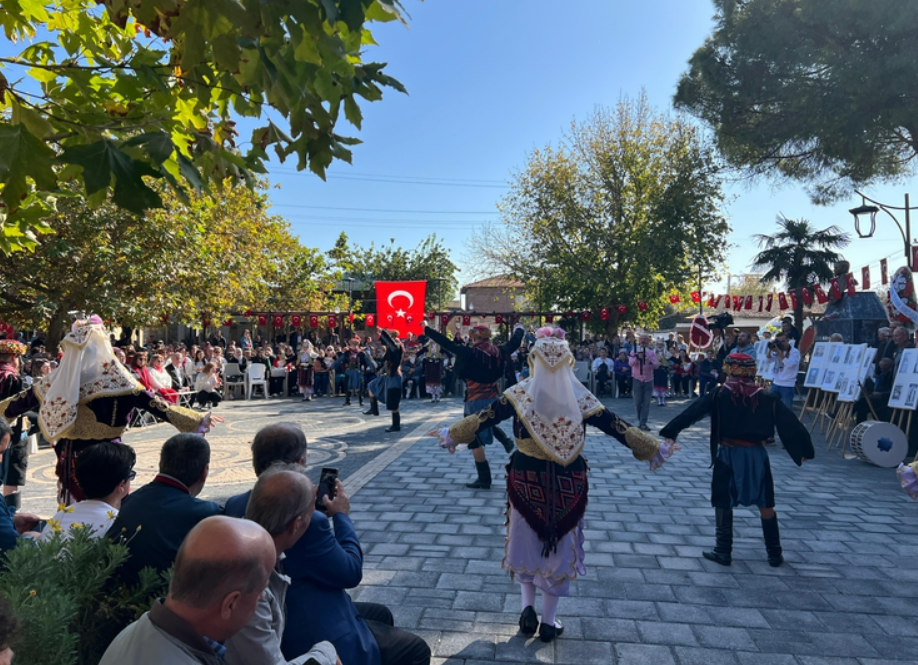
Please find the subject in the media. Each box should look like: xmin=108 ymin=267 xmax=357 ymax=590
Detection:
xmin=751 ymin=216 xmax=851 ymax=330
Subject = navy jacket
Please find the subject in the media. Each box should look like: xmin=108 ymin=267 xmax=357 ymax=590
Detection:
xmin=107 ymin=478 xmax=221 ymax=584
xmin=0 ymin=503 xmax=18 ymax=555
xmin=224 ymin=490 xmax=379 ymax=665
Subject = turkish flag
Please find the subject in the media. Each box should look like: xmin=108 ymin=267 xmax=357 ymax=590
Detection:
xmin=581 ymin=310 xmax=591 ymax=321
xmin=829 ymin=277 xmax=841 ymax=300
xmin=881 ymin=258 xmax=889 ymax=285
xmin=257 ymin=313 xmax=268 ymax=327
xmin=706 ymin=294 xmax=716 ymax=307
xmin=638 ymin=301 xmax=648 ymax=312
xmin=766 ymin=294 xmax=773 ymax=311
xmin=733 ymin=295 xmax=741 ymax=312
xmin=273 ymin=314 xmax=284 ymax=328
xmin=690 ymin=291 xmax=701 ymax=303
xmin=600 ymin=307 xmax=610 ymax=321
xmin=616 ymin=304 xmax=627 ymax=315
xmin=744 ymin=295 xmax=753 ymax=310
xmin=669 ymin=294 xmax=680 ymax=304
xmin=545 ymin=314 xmax=554 ymax=323
xmin=160 ymin=314 xmax=169 ymax=324
xmin=223 ymin=319 xmax=233 ymax=328
xmin=0 ymin=322 xmax=14 ymax=339
xmin=862 ymin=266 xmax=870 ymax=290
xmin=802 ymin=287 xmax=812 ymax=305
xmin=375 ymin=280 xmax=427 ymax=337
xmin=440 ymin=313 xmax=451 ymax=327
xmin=778 ymin=293 xmax=788 ymax=310
xmin=349 ymin=312 xmax=355 ymax=324
xmin=244 ymin=309 xmax=253 ymax=317
xmin=790 ymin=290 xmax=798 ymax=309
xmin=462 ymin=314 xmax=471 ymax=326
xmin=291 ymin=314 xmax=302 ymax=327
xmin=365 ymin=314 xmax=375 ymax=328
xmin=846 ymin=273 xmax=857 ymax=297
xmin=813 ymin=283 xmax=828 ymax=304
xmin=327 ymin=315 xmax=338 ymax=328
xmin=495 ymin=314 xmax=504 ymax=324
xmin=758 ymin=295 xmax=763 ymax=312
xmin=309 ymin=315 xmax=318 ymax=328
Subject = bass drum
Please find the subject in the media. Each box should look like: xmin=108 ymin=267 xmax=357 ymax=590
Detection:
xmin=850 ymin=420 xmax=908 ymax=467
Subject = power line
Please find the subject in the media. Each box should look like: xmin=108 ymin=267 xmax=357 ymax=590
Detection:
xmin=271 ymin=204 xmax=497 ymax=215
xmin=271 ymin=168 xmax=507 ymax=188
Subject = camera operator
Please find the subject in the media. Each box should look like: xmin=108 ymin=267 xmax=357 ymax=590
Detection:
xmin=768 ymin=332 xmax=799 ymax=409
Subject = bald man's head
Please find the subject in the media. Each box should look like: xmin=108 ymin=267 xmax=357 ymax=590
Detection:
xmin=246 ymin=464 xmax=315 ymax=539
xmin=169 ymin=516 xmax=274 ymax=613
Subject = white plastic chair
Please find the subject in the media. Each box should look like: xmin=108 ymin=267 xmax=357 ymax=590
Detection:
xmin=269 ymin=366 xmax=287 ymax=396
xmin=246 ymin=363 xmax=268 ymax=400
xmin=223 ymin=362 xmax=245 ymax=399
xmin=573 ymin=361 xmax=592 ymax=391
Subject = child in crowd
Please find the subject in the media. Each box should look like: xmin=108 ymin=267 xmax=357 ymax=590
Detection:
xmin=653 ymin=342 xmax=670 ymax=406
xmin=194 ymin=362 xmax=222 ymax=408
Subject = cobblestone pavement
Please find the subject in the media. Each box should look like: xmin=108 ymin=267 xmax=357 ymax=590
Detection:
xmin=19 ymin=393 xmax=917 ymax=663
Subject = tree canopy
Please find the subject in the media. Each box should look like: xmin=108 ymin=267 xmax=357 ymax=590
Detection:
xmin=470 ymin=94 xmax=731 ymax=330
xmin=0 ymin=0 xmax=409 ymax=250
xmin=751 ymin=215 xmax=850 ymax=329
xmin=674 ymin=0 xmax=918 ymax=203
xmin=0 ymin=180 xmax=339 ymax=346
xmin=329 ymin=232 xmax=459 ymax=310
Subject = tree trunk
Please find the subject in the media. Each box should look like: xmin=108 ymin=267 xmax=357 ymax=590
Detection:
xmin=45 ymin=307 xmax=69 ymax=350
xmin=793 ymin=302 xmax=804 ymax=334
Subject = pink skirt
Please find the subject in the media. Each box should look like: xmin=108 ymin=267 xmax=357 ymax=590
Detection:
xmin=502 ymin=507 xmax=585 ymax=597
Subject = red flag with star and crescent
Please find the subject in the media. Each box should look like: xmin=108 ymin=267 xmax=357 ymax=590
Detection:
xmin=375 ymin=280 xmax=427 ymax=337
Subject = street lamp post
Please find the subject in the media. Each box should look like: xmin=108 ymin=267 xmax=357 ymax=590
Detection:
xmin=849 ymin=191 xmax=918 ymax=268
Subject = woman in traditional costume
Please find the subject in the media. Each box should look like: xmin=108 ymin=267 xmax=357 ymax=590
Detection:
xmin=297 ymin=341 xmax=317 ymax=402
xmin=424 ymin=343 xmax=444 ymax=402
xmin=435 ymin=327 xmax=677 ymax=642
xmin=0 ymin=317 xmax=214 ymax=505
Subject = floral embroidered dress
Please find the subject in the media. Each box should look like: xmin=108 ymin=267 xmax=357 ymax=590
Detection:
xmin=439 ymin=329 xmax=676 ymax=596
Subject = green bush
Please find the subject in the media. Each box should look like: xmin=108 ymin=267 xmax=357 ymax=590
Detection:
xmin=0 ymin=529 xmax=166 ymax=665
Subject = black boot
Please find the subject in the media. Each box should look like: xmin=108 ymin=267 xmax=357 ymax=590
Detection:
xmin=761 ymin=514 xmax=784 ymax=567
xmin=493 ymin=427 xmax=515 ymax=454
xmin=3 ymin=493 xmax=20 ymax=510
xmin=359 ymin=392 xmax=364 ymax=406
xmin=364 ymin=397 xmax=379 ymax=416
xmin=385 ymin=412 xmax=401 ymax=432
xmin=344 ymin=391 xmax=351 ymax=406
xmin=702 ymin=508 xmax=733 ymax=566
xmin=466 ymin=461 xmax=492 ymax=489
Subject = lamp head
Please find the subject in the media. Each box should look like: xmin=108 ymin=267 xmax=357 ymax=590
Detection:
xmin=849 ymin=202 xmax=879 ymax=238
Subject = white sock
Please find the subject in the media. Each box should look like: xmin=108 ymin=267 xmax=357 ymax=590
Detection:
xmin=520 ymin=582 xmax=536 ymax=611
xmin=541 ymin=592 xmax=560 ymax=625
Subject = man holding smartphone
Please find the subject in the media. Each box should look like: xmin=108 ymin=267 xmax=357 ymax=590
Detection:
xmin=768 ymin=332 xmax=799 ymax=409
xmin=629 ymin=334 xmax=659 ymax=431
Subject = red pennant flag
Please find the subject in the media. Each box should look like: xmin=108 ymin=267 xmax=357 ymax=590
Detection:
xmin=244 ymin=309 xmax=253 ymax=317
xmin=201 ymin=315 xmax=211 ymax=327
xmin=440 ymin=313 xmax=451 ymax=327
xmin=846 ymin=273 xmax=857 ymax=297
xmin=160 ymin=313 xmax=170 ymax=324
xmin=327 ymin=315 xmax=338 ymax=328
xmin=309 ymin=314 xmax=319 ymax=328
xmin=462 ymin=314 xmax=471 ymax=326
xmin=428 ymin=312 xmax=436 ymax=321
xmin=829 ymin=277 xmax=841 ymax=300
xmin=273 ymin=314 xmax=284 ymax=328
xmin=223 ymin=318 xmax=233 ymax=327
xmin=638 ymin=301 xmax=648 ymax=312
xmin=365 ymin=314 xmax=375 ymax=328
xmin=690 ymin=291 xmax=701 ymax=303
xmin=862 ymin=266 xmax=870 ymax=290
xmin=257 ymin=313 xmax=268 ymax=327
xmin=731 ymin=295 xmax=739 ymax=311
xmin=778 ymin=293 xmax=788 ymax=310
xmin=790 ymin=290 xmax=798 ymax=309
xmin=766 ymin=294 xmax=773 ymax=311
xmin=881 ymin=258 xmax=889 ymax=285
xmin=706 ymin=294 xmax=715 ymax=307
xmin=495 ymin=313 xmax=504 ymax=324
xmin=912 ymin=246 xmax=918 ymax=271
xmin=813 ymin=283 xmax=829 ymax=304
xmin=291 ymin=314 xmax=302 ymax=327
xmin=712 ymin=295 xmax=722 ymax=308
xmin=511 ymin=313 xmax=520 ymax=325
xmin=669 ymin=294 xmax=680 ymax=304
xmin=545 ymin=314 xmax=554 ymax=323
xmin=375 ymin=280 xmax=427 ymax=337
xmin=802 ymin=287 xmax=812 ymax=305
xmin=616 ymin=304 xmax=627 ymax=315
xmin=742 ymin=295 xmax=751 ymax=310
xmin=581 ymin=310 xmax=591 ymax=321
xmin=757 ymin=295 xmax=763 ymax=312
xmin=600 ymin=307 xmax=610 ymax=321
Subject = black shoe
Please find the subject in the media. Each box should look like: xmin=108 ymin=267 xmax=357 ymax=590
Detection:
xmin=385 ymin=412 xmax=401 ymax=432
xmin=519 ymin=606 xmax=538 ymax=636
xmin=703 ymin=508 xmax=733 ymax=566
xmin=538 ymin=620 xmax=563 ymax=643
xmin=466 ymin=461 xmax=492 ymax=489
xmin=465 ymin=478 xmax=491 ymax=489
xmin=762 ymin=514 xmax=784 ymax=567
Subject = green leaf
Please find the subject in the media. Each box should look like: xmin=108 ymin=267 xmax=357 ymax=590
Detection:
xmin=294 ymin=27 xmax=323 ymax=65
xmin=0 ymin=123 xmax=56 ymax=207
xmin=59 ymin=140 xmax=163 ymax=212
xmin=343 ymin=96 xmax=362 ymax=130
xmin=319 ymin=0 xmax=338 ymax=23
xmin=122 ymin=132 xmax=175 ymax=165
xmin=177 ymin=153 xmax=204 ymax=191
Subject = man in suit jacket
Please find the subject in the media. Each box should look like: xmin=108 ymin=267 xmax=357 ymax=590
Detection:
xmin=108 ymin=433 xmax=221 ymax=585
xmin=224 ymin=423 xmax=429 ymax=665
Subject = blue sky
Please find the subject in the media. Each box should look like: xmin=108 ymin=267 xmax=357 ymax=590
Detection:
xmin=260 ymin=0 xmax=914 ymax=293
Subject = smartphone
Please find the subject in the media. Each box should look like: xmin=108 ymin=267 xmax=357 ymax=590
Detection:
xmin=315 ymin=467 xmax=339 ymax=511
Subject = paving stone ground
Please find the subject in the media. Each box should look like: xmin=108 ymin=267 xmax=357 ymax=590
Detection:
xmin=19 ymin=391 xmax=918 ymax=663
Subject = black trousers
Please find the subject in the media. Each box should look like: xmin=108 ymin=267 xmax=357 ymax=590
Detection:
xmin=355 ymin=602 xmax=430 ymax=665
xmin=196 ymin=390 xmax=222 ymax=407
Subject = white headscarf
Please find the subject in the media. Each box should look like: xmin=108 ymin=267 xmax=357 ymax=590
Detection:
xmin=33 ymin=316 xmax=140 ymax=442
xmin=504 ymin=327 xmax=602 ymax=465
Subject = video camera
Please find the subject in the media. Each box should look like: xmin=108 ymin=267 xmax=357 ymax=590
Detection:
xmin=707 ymin=312 xmax=734 ymax=331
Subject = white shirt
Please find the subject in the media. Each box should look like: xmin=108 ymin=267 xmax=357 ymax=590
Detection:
xmin=592 ymin=358 xmax=614 ymax=373
xmin=770 ymin=347 xmax=801 ymax=388
xmin=148 ymin=366 xmax=173 ymax=391
xmin=43 ymin=499 xmax=119 ymax=540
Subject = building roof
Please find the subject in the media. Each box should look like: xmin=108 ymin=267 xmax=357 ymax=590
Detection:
xmin=461 ymin=275 xmax=525 ymax=291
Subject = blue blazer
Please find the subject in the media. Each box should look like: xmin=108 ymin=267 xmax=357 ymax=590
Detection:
xmin=107 ymin=479 xmax=221 ymax=584
xmin=224 ymin=490 xmax=379 ymax=665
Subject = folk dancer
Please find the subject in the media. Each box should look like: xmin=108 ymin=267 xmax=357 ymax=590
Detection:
xmin=0 ymin=317 xmax=216 ymax=505
xmin=297 ymin=341 xmax=317 ymax=402
xmin=0 ymin=340 xmax=27 ymax=510
xmin=435 ymin=327 xmax=676 ymax=641
xmin=660 ymin=353 xmax=814 ymax=567
xmin=424 ymin=343 xmax=445 ymax=402
xmin=424 ymin=323 xmax=526 ymax=489
xmin=366 ymin=329 xmax=404 ymax=432
xmin=332 ymin=338 xmax=372 ymax=407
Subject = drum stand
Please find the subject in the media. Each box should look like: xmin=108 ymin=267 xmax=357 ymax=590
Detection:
xmin=888 ymin=408 xmax=913 ymax=440
xmin=799 ymin=388 xmax=821 ymax=422
xmin=826 ymin=401 xmax=854 ymax=454
xmin=810 ymin=390 xmax=836 ymax=435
